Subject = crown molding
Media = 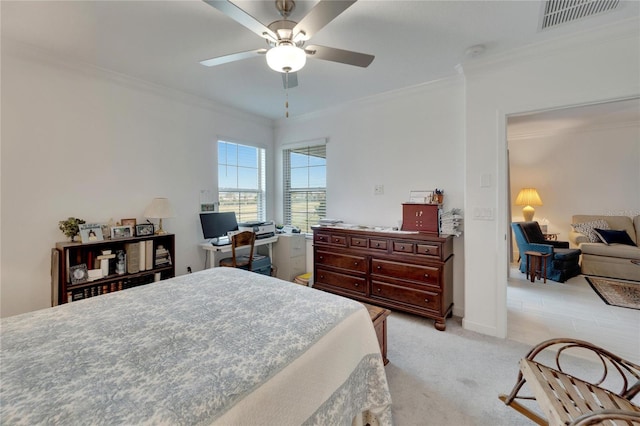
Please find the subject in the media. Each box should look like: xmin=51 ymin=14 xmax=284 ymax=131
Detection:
xmin=2 ymin=38 xmax=274 ymax=128
xmin=508 ymin=119 xmax=640 ymax=141
xmin=460 ymin=17 xmax=640 ymax=77
xmin=274 ymin=73 xmax=464 ymax=127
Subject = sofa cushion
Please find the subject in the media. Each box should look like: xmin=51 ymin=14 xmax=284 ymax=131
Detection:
xmin=571 ymin=219 xmax=609 ymax=242
xmin=578 ymin=242 xmax=640 ymax=260
xmin=572 ymin=215 xmax=636 ymax=244
xmin=593 ymin=228 xmax=636 ymax=246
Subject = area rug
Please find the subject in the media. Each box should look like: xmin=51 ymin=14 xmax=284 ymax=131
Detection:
xmin=585 ymin=277 xmax=640 ymax=310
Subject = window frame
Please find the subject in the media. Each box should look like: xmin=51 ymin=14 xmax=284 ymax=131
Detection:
xmin=283 ymin=141 xmax=327 ymax=234
xmin=217 ymin=140 xmax=266 ymax=223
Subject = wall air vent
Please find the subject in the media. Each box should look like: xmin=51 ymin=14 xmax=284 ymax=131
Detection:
xmin=540 ymin=0 xmax=620 ymax=30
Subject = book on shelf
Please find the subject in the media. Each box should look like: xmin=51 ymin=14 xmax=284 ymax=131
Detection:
xmin=145 ymin=240 xmax=154 ymax=271
xmin=154 ymin=245 xmax=172 ymax=268
xmin=125 ymin=242 xmax=140 ymax=274
xmin=139 ymin=241 xmax=146 ymax=272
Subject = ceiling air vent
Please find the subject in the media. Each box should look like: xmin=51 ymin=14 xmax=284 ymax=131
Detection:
xmin=540 ymin=0 xmax=620 ymax=30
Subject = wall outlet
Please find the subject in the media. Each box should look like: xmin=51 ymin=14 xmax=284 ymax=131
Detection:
xmin=374 ymin=184 xmax=384 ymax=195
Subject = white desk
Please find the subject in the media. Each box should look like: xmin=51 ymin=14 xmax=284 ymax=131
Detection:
xmin=200 ymin=235 xmax=278 ymax=268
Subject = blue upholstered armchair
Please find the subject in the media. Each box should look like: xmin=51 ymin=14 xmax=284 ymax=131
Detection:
xmin=511 ymin=222 xmax=582 ymax=283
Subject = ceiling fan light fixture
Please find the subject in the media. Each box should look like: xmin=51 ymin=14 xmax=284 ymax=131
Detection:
xmin=266 ymin=44 xmax=306 ymax=73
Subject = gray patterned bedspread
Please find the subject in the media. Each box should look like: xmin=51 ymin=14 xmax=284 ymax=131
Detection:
xmin=1 ymin=267 xmax=391 ymax=425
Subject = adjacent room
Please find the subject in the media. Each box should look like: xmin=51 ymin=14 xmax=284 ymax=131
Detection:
xmin=2 ymin=0 xmax=639 ymax=424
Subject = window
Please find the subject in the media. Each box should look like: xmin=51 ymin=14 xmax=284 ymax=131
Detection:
xmin=283 ymin=143 xmax=326 ymax=233
xmin=218 ymin=140 xmax=266 ymax=222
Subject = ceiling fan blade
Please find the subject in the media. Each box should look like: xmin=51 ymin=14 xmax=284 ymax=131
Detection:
xmin=282 ymin=72 xmax=298 ymax=89
xmin=305 ymin=45 xmax=374 ymax=68
xmin=202 ymin=1 xmax=278 ymax=41
xmin=292 ymin=0 xmax=357 ymax=41
xmin=200 ymin=49 xmax=267 ymax=67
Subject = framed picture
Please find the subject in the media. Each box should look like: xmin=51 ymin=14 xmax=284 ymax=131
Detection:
xmin=121 ymin=218 xmax=137 ymax=228
xmin=135 ymin=223 xmax=155 ymax=237
xmin=111 ymin=225 xmax=133 ymax=239
xmin=70 ymin=263 xmax=88 ymax=284
xmin=79 ymin=223 xmax=104 ymax=243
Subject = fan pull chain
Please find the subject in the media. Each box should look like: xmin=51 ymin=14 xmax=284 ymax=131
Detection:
xmin=284 ymin=71 xmax=290 ymax=118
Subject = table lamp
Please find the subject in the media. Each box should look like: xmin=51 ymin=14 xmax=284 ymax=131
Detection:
xmin=515 ymin=188 xmax=543 ymax=222
xmin=144 ymin=197 xmax=174 ymax=234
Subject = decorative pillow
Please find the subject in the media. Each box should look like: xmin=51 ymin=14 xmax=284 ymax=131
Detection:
xmin=571 ymin=219 xmax=610 ymax=242
xmin=593 ymin=228 xmax=636 ymax=246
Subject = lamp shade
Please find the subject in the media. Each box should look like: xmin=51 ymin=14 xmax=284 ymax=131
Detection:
xmin=144 ymin=197 xmax=174 ymax=219
xmin=266 ymin=44 xmax=306 ymax=73
xmin=515 ymin=188 xmax=542 ymax=222
xmin=515 ymin=188 xmax=543 ymax=207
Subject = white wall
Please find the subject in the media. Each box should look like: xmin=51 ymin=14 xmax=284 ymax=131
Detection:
xmin=463 ymin=22 xmax=640 ymax=337
xmin=274 ymin=78 xmax=467 ymax=316
xmin=1 ymin=43 xmax=274 ymax=317
xmin=509 ymin=123 xmax=640 ymax=248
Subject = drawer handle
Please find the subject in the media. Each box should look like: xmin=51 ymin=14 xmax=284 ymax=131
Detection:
xmin=354 ymin=261 xmax=359 ymax=266
xmin=375 ymin=243 xmax=380 ymax=247
xmin=376 ymin=265 xmax=382 ymax=270
xmin=400 ymin=245 xmax=405 ymax=250
xmin=354 ymin=283 xmax=359 ymax=287
xmin=424 ymin=298 xmax=430 ymax=303
xmin=376 ymin=288 xmax=381 ymax=293
xmin=424 ymin=273 xmax=430 ymax=278
xmin=319 ymin=256 xmax=324 ymax=260
xmin=424 ymin=248 xmax=430 ymax=253
xmin=355 ymin=241 xmax=360 ymax=245
xmin=334 ymin=238 xmax=340 ymax=242
xmin=320 ymin=275 xmax=325 ymax=279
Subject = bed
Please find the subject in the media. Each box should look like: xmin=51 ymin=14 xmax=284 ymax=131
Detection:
xmin=1 ymin=267 xmax=392 ymax=425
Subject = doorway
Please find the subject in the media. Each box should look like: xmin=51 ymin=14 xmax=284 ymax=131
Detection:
xmin=504 ymin=97 xmax=640 ymax=363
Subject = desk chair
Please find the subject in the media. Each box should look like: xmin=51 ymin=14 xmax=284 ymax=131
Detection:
xmin=219 ymin=231 xmax=255 ymax=270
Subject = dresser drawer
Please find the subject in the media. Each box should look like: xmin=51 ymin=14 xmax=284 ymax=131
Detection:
xmin=314 ymin=232 xmax=331 ymax=244
xmin=417 ymin=243 xmax=440 ymax=257
xmin=314 ymin=232 xmax=347 ymax=247
xmin=371 ymin=259 xmax=440 ymax=285
xmin=316 ymin=250 xmax=367 ymax=273
xmin=316 ymin=268 xmax=366 ymax=294
xmin=371 ymin=281 xmax=441 ymax=312
xmin=392 ymin=241 xmax=414 ymax=254
xmin=350 ymin=237 xmax=367 ymax=248
xmin=369 ymin=239 xmax=388 ymax=251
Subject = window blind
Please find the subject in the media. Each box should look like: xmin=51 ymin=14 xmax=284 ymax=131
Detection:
xmin=283 ymin=144 xmax=326 ymax=233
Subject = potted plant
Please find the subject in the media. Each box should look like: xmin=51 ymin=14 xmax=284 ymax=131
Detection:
xmin=58 ymin=217 xmax=86 ymax=242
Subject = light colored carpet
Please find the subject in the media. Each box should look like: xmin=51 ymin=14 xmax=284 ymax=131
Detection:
xmin=383 ymin=312 xmax=608 ymax=425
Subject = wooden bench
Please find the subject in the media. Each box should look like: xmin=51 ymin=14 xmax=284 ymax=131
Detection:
xmin=500 ymin=338 xmax=640 ymax=425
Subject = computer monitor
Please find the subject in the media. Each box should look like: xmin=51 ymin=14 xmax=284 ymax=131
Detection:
xmin=199 ymin=212 xmax=238 ymax=244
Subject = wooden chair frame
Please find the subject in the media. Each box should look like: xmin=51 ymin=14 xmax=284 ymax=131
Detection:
xmin=499 ymin=338 xmax=640 ymax=426
xmin=219 ymin=231 xmax=255 ymax=270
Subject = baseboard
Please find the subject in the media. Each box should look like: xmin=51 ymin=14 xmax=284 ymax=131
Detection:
xmin=462 ymin=318 xmax=499 ymax=337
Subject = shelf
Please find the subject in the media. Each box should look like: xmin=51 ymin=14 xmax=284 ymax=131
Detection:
xmin=53 ymin=233 xmax=175 ymax=304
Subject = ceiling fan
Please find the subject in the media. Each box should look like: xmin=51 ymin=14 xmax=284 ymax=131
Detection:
xmin=200 ymin=0 xmax=375 ymax=88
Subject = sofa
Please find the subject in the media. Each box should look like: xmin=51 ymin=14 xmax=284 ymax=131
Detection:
xmin=569 ymin=215 xmax=640 ymax=281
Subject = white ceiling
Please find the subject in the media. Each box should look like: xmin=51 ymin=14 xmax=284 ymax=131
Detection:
xmin=2 ymin=0 xmax=639 ymax=120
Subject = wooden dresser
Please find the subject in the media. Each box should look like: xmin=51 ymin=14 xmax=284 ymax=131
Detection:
xmin=312 ymin=226 xmax=454 ymax=331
